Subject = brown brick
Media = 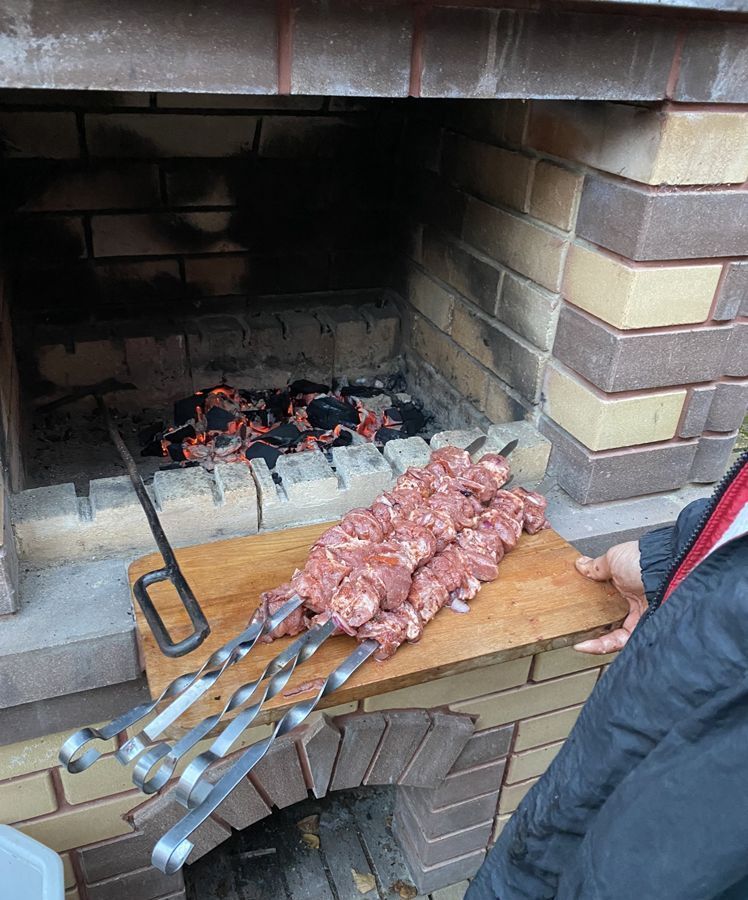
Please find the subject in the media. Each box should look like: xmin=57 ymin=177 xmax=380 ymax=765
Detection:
xmin=411 ymin=316 xmax=489 ymax=411
xmin=291 ymin=0 xmax=412 ymax=96
xmin=553 ymin=306 xmax=729 ymax=392
xmin=529 ymin=161 xmax=582 ymax=231
xmin=714 ymin=262 xmax=748 ymax=321
xmin=330 ymin=712 xmax=387 ymax=791
xmin=249 ymin=737 xmax=308 ymax=809
xmin=707 ymin=381 xmax=748 ymax=433
xmin=451 ymin=302 xmax=546 ymax=402
xmin=451 ymin=725 xmax=514 ymax=772
xmin=462 ymin=197 xmax=566 ymax=292
xmin=130 ymin=790 xmax=229 ymax=862
xmin=431 ymin=758 xmax=506 ymax=809
xmin=538 ymin=415 xmax=698 ymax=503
xmin=690 ymin=433 xmax=738 ymax=484
xmin=79 ymin=832 xmax=152 ymax=882
xmin=441 ymin=133 xmax=532 ymax=213
xmin=400 ymin=784 xmax=499 ymax=840
xmin=0 ymin=771 xmax=57 ymax=825
xmin=674 ymin=23 xmax=748 ymax=103
xmin=298 ymin=715 xmax=341 ymax=799
xmin=724 ymin=323 xmax=748 ymax=378
xmin=497 ymin=274 xmax=559 ymax=352
xmin=514 ymin=705 xmax=584 ymax=752
xmin=420 ymin=7 xmax=674 ymax=100
xmin=91 ymin=212 xmax=244 ymax=257
xmin=206 ymin=761 xmax=270 ymax=831
xmin=679 ymin=386 xmax=716 ymax=440
xmin=407 ymin=265 xmax=455 ymax=331
xmin=0 ymin=111 xmax=80 ymax=158
xmin=577 ymin=175 xmax=748 ymax=261
xmin=421 ymin=228 xmax=502 ymax=316
xmin=400 ymin=712 xmax=475 ymax=789
xmin=365 ymin=710 xmax=431 ymax=786
xmin=394 ymin=797 xmax=493 ymax=867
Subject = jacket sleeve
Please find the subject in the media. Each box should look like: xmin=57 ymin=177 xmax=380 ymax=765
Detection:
xmin=638 ymin=498 xmax=709 ymax=603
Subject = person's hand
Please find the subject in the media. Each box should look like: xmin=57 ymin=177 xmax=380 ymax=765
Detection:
xmin=573 ymin=541 xmax=647 ymax=654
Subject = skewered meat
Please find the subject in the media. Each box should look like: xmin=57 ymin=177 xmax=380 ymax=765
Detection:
xmin=512 ymin=486 xmax=550 ymax=535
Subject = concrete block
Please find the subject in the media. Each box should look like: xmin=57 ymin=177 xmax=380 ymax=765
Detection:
xmin=275 ymin=446 xmax=338 ymax=503
xmin=430 ymin=429 xmax=485 ymax=452
xmin=0 ymin=558 xmax=139 ymax=709
xmin=485 ymin=421 xmax=550 ymax=485
xmin=365 ymin=709 xmax=431 ymax=786
xmin=400 ymin=711 xmax=475 ymax=789
xmin=330 ymin=712 xmax=387 ymax=791
xmin=213 ymin=463 xmax=259 ymax=531
xmin=298 ymin=715 xmax=341 ymax=799
xmin=451 ymin=725 xmax=514 ymax=772
xmin=331 ymin=443 xmax=394 ymax=505
xmin=383 ymin=437 xmax=431 ymax=475
xmin=11 ymin=483 xmax=84 ymax=562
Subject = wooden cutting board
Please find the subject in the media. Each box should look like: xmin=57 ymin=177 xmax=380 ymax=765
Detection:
xmin=129 ymin=524 xmax=625 ymax=735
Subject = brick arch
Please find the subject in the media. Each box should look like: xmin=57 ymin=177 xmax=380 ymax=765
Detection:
xmin=79 ymin=709 xmax=477 ymax=898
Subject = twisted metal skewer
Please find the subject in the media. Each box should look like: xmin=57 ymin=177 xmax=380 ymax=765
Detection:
xmin=59 ymin=595 xmax=302 ymax=774
xmin=152 ymin=639 xmax=377 ymax=874
xmin=133 ymin=619 xmax=335 ymax=795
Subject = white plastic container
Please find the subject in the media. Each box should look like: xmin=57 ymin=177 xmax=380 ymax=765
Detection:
xmin=0 ymin=824 xmax=64 ymax=900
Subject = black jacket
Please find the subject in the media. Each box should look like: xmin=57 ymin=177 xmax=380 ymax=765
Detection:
xmin=468 ymin=453 xmax=748 ymax=900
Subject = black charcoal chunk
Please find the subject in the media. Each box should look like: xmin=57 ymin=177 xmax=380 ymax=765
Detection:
xmin=397 ymin=402 xmax=425 ymax=435
xmin=332 ymin=430 xmax=354 ymax=447
xmin=167 ymin=444 xmax=187 ymax=462
xmin=138 ymin=421 xmax=164 ymax=445
xmin=375 ymin=427 xmax=402 ymax=444
xmin=288 ymin=379 xmax=330 ymax=396
xmin=246 ymin=441 xmax=282 ymax=468
xmin=205 ymin=406 xmax=236 ymax=431
xmin=307 ymin=397 xmax=359 ymax=429
xmin=263 ymin=422 xmax=303 ymax=447
xmin=164 ymin=424 xmax=196 ymax=444
xmin=174 ymin=394 xmax=205 ymax=425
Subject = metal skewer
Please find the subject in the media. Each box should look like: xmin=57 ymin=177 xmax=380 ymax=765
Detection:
xmin=133 ymin=618 xmax=336 ymax=795
xmin=59 ymin=595 xmax=302 ymax=774
xmin=152 ymin=638 xmax=377 ymax=875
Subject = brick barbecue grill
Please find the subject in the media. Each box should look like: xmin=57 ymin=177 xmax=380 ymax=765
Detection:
xmin=0 ymin=2 xmax=746 ymax=899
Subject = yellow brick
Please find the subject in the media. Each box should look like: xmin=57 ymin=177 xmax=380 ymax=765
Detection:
xmin=463 ymin=197 xmax=567 ymax=292
xmin=452 ymin=669 xmax=597 ymax=729
xmin=442 ymin=133 xmax=532 ymax=212
xmin=0 ymin=726 xmax=116 ymax=780
xmin=364 ymin=656 xmax=531 ymax=711
xmin=650 ymin=111 xmax=748 ymax=185
xmin=61 ymin=852 xmax=76 ymax=889
xmin=16 ymin=792 xmax=139 ymax=852
xmin=529 ymin=161 xmax=583 ymax=230
xmin=408 ymin=266 xmax=455 ymax=331
xmin=544 ymin=364 xmax=686 ymax=451
xmin=499 ymin=777 xmax=539 ymax=815
xmin=412 ymin=316 xmax=488 ymax=410
xmin=564 ymin=244 xmax=719 ymax=329
xmin=492 ymin=813 xmax=512 ymax=842
xmin=514 ymin=705 xmax=584 ymax=751
xmin=0 ymin=771 xmax=57 ymax=825
xmin=59 ymin=754 xmax=134 ymax=805
xmin=533 ymin=645 xmax=617 ymax=680
xmin=315 ymin=700 xmax=359 ymax=719
xmin=506 ymin=740 xmax=564 ymax=783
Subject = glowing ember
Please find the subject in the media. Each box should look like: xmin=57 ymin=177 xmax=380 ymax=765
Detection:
xmin=142 ymin=381 xmax=425 ymax=470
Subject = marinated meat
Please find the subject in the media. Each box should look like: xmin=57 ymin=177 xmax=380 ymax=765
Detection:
xmin=363 ymin=552 xmax=412 ymax=610
xmin=490 ymin=489 xmax=525 ymax=520
xmin=288 ymin=571 xmax=327 ymax=613
xmin=340 ymin=508 xmax=385 ymax=542
xmin=475 ymin=453 xmax=511 ymax=487
xmin=511 ymin=486 xmax=550 ymax=534
xmin=395 ymin=465 xmax=439 ymax=498
xmin=427 ymin=489 xmax=477 ymax=529
xmin=428 ymin=446 xmax=472 ymax=477
xmin=357 ymin=612 xmax=408 ymax=661
xmin=408 ymin=570 xmax=449 ymax=623
xmin=393 ymin=601 xmax=423 ymax=643
xmin=406 ymin=507 xmax=457 ymax=552
xmin=390 ymin=521 xmax=437 ymax=568
xmin=455 ymin=465 xmax=500 ymax=504
xmin=329 ymin=570 xmax=384 ymax=635
xmin=478 ymin=507 xmax=522 ymax=550
xmin=302 ymin=549 xmax=349 ymax=598
xmin=254 ymin=584 xmax=307 ymax=641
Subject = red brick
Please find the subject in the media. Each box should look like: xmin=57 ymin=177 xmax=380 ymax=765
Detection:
xmin=86 ymin=865 xmax=183 ymax=900
xmin=298 ymin=715 xmax=341 ymax=799
xmin=250 ymin=737 xmax=308 ymax=810
xmin=399 ymin=785 xmax=499 ymax=840
xmin=451 ymin=725 xmax=513 ymax=772
xmin=679 ymin=386 xmax=716 ymax=440
xmin=429 ymin=758 xmax=506 ymax=810
xmin=364 ymin=709 xmax=431 ymax=786
xmin=707 ymin=381 xmax=748 ymax=433
xmin=394 ymin=796 xmax=492 ymax=867
xmin=329 ymin=712 xmax=387 ymax=791
xmin=399 ymin=711 xmax=475 ymax=788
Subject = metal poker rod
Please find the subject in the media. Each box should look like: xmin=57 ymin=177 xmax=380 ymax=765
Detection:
xmin=59 ymin=595 xmax=303 ymax=774
xmin=133 ymin=618 xmax=336 ymax=795
xmin=152 ymin=638 xmax=377 ymax=875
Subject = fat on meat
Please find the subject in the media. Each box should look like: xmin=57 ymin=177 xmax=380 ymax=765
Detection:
xmin=475 ymin=453 xmax=510 ymax=487
xmin=511 ymin=487 xmax=550 ymax=534
xmin=406 ymin=507 xmax=457 ymax=552
xmin=408 ymin=569 xmax=449 ymax=623
xmin=357 ymin=611 xmax=408 ymax=661
xmin=478 ymin=507 xmax=522 ymax=550
xmin=329 ymin=569 xmax=384 ymax=635
xmin=391 ymin=521 xmax=437 ymax=567
xmin=428 ymin=446 xmax=472 ymax=477
xmin=340 ymin=508 xmax=385 ymax=542
xmin=253 ymin=584 xmax=308 ymax=641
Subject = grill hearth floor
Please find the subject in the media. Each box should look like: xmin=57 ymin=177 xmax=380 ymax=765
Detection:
xmin=185 ymin=787 xmax=446 ymax=900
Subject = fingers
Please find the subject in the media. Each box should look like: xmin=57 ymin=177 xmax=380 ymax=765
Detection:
xmin=574 ymin=627 xmax=631 ymax=655
xmin=575 ymin=553 xmax=612 ymax=582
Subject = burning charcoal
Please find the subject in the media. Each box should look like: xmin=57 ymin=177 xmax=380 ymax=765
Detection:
xmin=340 ymin=385 xmax=380 ymax=398
xmin=205 ymin=406 xmax=236 ymax=431
xmin=396 ymin=402 xmax=426 ymax=436
xmin=246 ymin=441 xmax=282 ymax=468
xmin=288 ymin=379 xmax=330 ymax=396
xmin=332 ymin=430 xmax=354 ymax=447
xmin=375 ymin=427 xmax=403 ymax=445
xmin=263 ymin=422 xmax=303 ymax=447
xmin=383 ymin=407 xmax=403 ymax=426
xmin=307 ymin=396 xmax=359 ymax=430
xmin=167 ymin=444 xmax=187 ymax=462
xmin=140 ymin=439 xmax=165 ymax=458
xmin=164 ymin=424 xmax=197 ymax=444
xmin=173 ymin=393 xmax=205 ymax=426
xmin=214 ymin=433 xmax=236 ymax=450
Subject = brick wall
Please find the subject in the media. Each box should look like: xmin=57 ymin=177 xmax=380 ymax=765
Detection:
xmin=0 ymin=90 xmax=400 ymax=325
xmin=0 ymin=643 xmax=612 ymax=898
xmin=398 ymin=99 xmax=748 ymax=500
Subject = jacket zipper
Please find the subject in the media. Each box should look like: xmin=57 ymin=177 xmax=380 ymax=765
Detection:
xmin=645 ymin=449 xmax=748 ymax=617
